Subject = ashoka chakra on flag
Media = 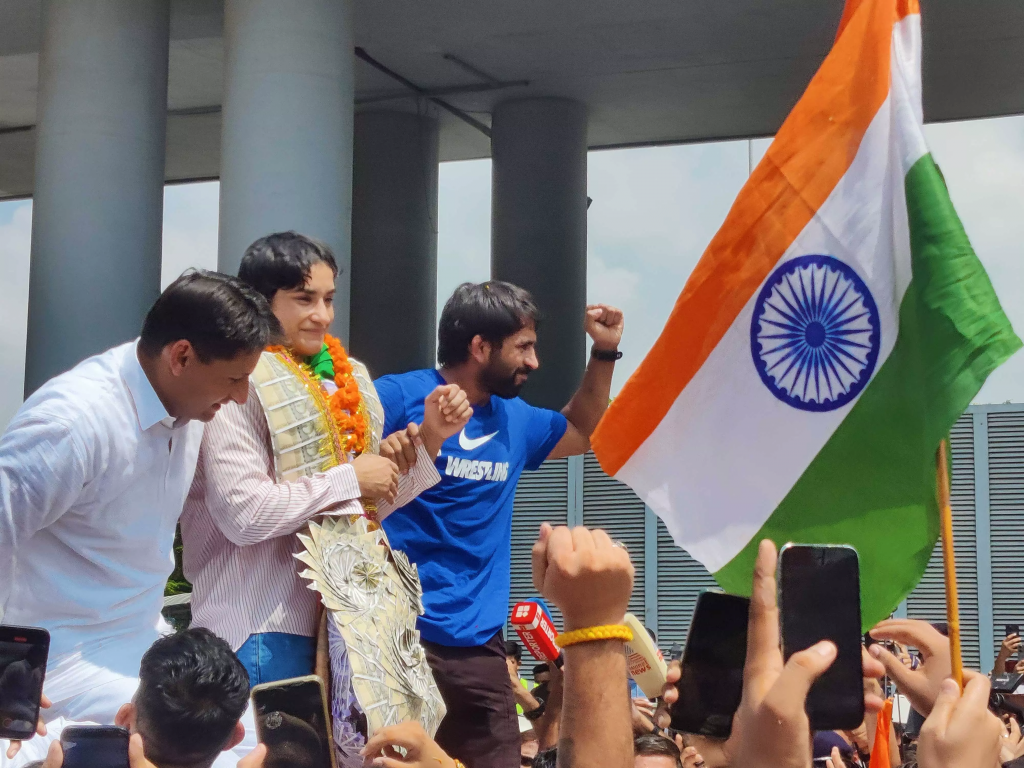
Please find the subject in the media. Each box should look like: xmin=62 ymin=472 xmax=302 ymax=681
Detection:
xmin=751 ymin=254 xmax=881 ymax=413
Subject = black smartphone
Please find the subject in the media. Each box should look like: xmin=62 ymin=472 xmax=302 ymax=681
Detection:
xmin=779 ymin=544 xmax=864 ymax=730
xmin=251 ymin=675 xmax=335 ymax=768
xmin=0 ymin=624 xmax=49 ymax=740
xmin=669 ymin=591 xmax=750 ymax=738
xmin=60 ymin=725 xmax=130 ymax=768
xmin=1008 ymin=625 xmax=1020 ymax=638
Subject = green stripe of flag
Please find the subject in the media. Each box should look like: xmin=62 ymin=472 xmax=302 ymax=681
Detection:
xmin=714 ymin=154 xmax=1022 ymax=628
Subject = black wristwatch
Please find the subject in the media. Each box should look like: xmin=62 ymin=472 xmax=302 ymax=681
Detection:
xmin=523 ymin=703 xmax=546 ymax=721
xmin=591 ymin=346 xmax=623 ymax=362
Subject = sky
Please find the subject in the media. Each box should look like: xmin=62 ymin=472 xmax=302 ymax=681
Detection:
xmin=1 ymin=115 xmax=1023 ymax=429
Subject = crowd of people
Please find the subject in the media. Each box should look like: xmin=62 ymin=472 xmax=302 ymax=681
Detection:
xmin=0 ymin=229 xmax=1020 ymax=768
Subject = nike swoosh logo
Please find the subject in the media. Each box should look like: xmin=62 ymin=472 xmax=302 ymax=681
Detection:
xmin=458 ymin=428 xmax=498 ymax=451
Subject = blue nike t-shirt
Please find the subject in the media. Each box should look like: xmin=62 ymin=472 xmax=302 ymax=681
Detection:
xmin=374 ymin=369 xmax=568 ymax=647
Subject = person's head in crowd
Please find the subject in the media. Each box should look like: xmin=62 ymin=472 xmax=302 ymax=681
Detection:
xmin=113 ymin=628 xmax=250 ymax=768
xmin=532 ymin=664 xmax=550 ymax=686
xmin=505 ymin=639 xmax=523 ymax=675
xmin=813 ymin=731 xmax=855 ymax=764
xmin=138 ymin=271 xmax=277 ymax=423
xmin=633 ymin=733 xmax=682 ymax=768
xmin=238 ymin=232 xmax=338 ymax=358
xmin=437 ymin=281 xmax=540 ymax=399
xmin=531 ymin=747 xmax=557 ymax=768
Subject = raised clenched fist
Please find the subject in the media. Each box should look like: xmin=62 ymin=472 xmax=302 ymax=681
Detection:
xmin=531 ymin=523 xmax=633 ymax=632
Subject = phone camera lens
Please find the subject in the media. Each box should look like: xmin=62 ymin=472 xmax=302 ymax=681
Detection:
xmin=265 ymin=711 xmax=283 ymax=730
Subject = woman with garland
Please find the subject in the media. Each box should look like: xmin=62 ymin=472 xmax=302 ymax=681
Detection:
xmin=180 ymin=231 xmax=471 ymax=692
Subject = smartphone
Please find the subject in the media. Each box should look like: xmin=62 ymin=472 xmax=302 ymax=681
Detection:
xmin=1008 ymin=625 xmax=1020 ymax=639
xmin=0 ymin=625 xmax=49 ymax=740
xmin=251 ymin=675 xmax=335 ymax=768
xmin=60 ymin=725 xmax=130 ymax=768
xmin=669 ymin=591 xmax=750 ymax=738
xmin=778 ymin=544 xmax=864 ymax=731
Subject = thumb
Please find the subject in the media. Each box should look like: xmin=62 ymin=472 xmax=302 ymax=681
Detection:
xmin=766 ymin=641 xmax=837 ymax=712
xmin=924 ymin=678 xmax=961 ymax=733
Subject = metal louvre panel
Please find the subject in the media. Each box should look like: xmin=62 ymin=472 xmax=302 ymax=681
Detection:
xmin=507 ymin=458 xmax=569 ymax=634
xmin=656 ymin=518 xmax=719 ymax=653
xmin=582 ymin=452 xmax=646 ymax=621
xmin=989 ymin=409 xmax=1024 ymax=657
xmin=906 ymin=415 xmax=981 ymax=670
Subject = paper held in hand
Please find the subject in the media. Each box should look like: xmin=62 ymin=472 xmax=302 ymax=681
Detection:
xmin=623 ymin=613 xmax=667 ymax=698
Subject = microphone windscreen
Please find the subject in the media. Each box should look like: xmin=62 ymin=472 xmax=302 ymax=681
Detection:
xmin=511 ymin=601 xmax=560 ymax=663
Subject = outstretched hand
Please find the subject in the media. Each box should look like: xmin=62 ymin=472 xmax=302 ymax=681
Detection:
xmin=868 ymin=619 xmax=952 ymax=717
xmin=916 ymin=676 xmax=1003 ymax=768
xmin=360 ymin=721 xmax=457 ymax=768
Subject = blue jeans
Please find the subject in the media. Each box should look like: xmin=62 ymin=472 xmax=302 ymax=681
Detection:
xmin=236 ymin=632 xmax=316 ymax=687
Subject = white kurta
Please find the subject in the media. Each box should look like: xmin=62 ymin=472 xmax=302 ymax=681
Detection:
xmin=0 ymin=341 xmax=203 ymax=735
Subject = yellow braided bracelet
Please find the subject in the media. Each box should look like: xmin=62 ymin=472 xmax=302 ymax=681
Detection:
xmin=555 ymin=624 xmax=633 ymax=648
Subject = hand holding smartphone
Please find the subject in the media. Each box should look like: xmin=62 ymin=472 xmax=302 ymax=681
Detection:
xmin=668 ymin=591 xmax=750 ymax=738
xmin=251 ymin=675 xmax=335 ymax=768
xmin=778 ymin=544 xmax=864 ymax=731
xmin=0 ymin=625 xmax=49 ymax=741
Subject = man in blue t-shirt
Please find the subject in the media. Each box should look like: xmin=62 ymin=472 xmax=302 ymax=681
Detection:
xmin=375 ymin=281 xmax=623 ymax=768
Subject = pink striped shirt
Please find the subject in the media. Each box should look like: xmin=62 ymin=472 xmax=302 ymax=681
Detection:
xmin=180 ymin=382 xmax=440 ymax=650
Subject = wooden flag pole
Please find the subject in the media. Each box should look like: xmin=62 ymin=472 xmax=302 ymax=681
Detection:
xmin=937 ymin=438 xmax=964 ymax=690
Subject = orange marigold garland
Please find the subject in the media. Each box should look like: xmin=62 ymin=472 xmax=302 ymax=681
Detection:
xmin=323 ymin=334 xmax=368 ymax=456
xmin=266 ymin=334 xmax=368 ymax=457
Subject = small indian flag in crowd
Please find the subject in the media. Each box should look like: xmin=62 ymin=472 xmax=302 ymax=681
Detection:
xmin=592 ymin=0 xmax=1021 ymax=626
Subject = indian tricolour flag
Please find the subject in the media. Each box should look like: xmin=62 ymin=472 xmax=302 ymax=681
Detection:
xmin=591 ymin=0 xmax=1021 ymax=626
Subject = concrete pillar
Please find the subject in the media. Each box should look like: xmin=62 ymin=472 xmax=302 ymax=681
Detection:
xmin=25 ymin=0 xmax=170 ymax=395
xmin=491 ymin=98 xmax=588 ymax=411
xmin=350 ymin=111 xmax=439 ymax=376
xmin=219 ymin=0 xmax=354 ymax=340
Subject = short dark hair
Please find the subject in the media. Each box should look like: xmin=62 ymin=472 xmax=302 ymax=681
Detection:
xmin=532 ymin=747 xmax=557 ymax=768
xmin=437 ymin=281 xmax=539 ymax=367
xmin=139 ymin=271 xmax=277 ymax=363
xmin=634 ymin=734 xmax=682 ymax=767
xmin=135 ymin=628 xmax=250 ymax=767
xmin=532 ymin=663 xmax=549 ymax=678
xmin=505 ymin=639 xmax=523 ymax=661
xmin=238 ymin=231 xmax=338 ymax=303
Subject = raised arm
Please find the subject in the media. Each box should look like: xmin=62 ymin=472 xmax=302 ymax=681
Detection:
xmin=547 ymin=305 xmax=623 ymax=459
xmin=532 ymin=523 xmax=635 ymax=768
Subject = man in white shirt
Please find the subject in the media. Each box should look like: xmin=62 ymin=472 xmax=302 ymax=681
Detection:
xmin=0 ymin=271 xmax=277 ymax=759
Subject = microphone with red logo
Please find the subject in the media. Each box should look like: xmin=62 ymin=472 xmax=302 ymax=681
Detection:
xmin=510 ymin=601 xmax=564 ymax=668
